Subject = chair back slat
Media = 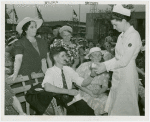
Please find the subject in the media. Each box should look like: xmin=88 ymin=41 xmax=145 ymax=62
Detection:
xmin=31 ymin=72 xmax=44 ymax=86
xmin=6 ymin=75 xmax=29 ymax=85
xmin=6 ymin=75 xmax=31 ymax=115
xmin=12 ymin=85 xmax=31 ymax=94
xmin=31 ymin=72 xmax=44 ymax=79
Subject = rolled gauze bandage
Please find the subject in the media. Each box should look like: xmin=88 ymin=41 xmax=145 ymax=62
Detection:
xmin=67 ymin=94 xmax=82 ymax=106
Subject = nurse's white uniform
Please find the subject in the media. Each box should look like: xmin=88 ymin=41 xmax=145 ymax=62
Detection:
xmin=104 ymin=26 xmax=142 ymax=116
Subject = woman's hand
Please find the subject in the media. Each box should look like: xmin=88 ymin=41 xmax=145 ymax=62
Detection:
xmin=93 ymin=63 xmax=107 ymax=74
xmin=90 ymin=69 xmax=97 ymax=77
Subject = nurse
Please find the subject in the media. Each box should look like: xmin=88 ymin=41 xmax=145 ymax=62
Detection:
xmin=93 ymin=5 xmax=142 ymax=116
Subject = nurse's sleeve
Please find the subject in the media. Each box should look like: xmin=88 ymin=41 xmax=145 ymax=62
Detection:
xmin=104 ymin=33 xmax=141 ymax=72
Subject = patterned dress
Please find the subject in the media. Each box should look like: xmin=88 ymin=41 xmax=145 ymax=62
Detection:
xmin=50 ymin=39 xmax=78 ymax=66
xmin=76 ymin=62 xmax=110 ymax=115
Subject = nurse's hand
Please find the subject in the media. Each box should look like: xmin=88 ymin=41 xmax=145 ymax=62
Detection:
xmin=93 ymin=63 xmax=107 ymax=74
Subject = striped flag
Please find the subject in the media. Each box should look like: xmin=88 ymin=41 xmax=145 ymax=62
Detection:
xmin=36 ymin=6 xmax=43 ymax=21
xmin=73 ymin=9 xmax=78 ymax=22
xmin=13 ymin=5 xmax=18 ymax=22
xmin=73 ymin=9 xmax=77 ymax=17
xmin=5 ymin=5 xmax=10 ymax=20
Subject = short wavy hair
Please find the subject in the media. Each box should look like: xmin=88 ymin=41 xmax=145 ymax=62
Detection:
xmin=110 ymin=12 xmax=131 ymax=22
xmin=50 ymin=47 xmax=67 ymax=65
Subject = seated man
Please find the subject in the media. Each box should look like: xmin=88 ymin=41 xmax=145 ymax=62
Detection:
xmin=42 ymin=47 xmax=96 ymax=115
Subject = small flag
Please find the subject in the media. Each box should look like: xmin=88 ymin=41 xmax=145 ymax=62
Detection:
xmin=73 ymin=9 xmax=78 ymax=22
xmin=73 ymin=9 xmax=77 ymax=17
xmin=5 ymin=5 xmax=10 ymax=20
xmin=36 ymin=6 xmax=43 ymax=21
xmin=13 ymin=5 xmax=18 ymax=22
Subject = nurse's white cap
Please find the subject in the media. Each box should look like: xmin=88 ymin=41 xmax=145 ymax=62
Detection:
xmin=113 ymin=4 xmax=131 ymax=16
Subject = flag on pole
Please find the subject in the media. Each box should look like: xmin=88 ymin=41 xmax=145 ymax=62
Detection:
xmin=13 ymin=5 xmax=18 ymax=22
xmin=5 ymin=5 xmax=10 ymax=20
xmin=73 ymin=9 xmax=78 ymax=22
xmin=73 ymin=9 xmax=77 ymax=17
xmin=36 ymin=6 xmax=43 ymax=21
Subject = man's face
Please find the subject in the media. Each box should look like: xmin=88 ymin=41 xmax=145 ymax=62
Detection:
xmin=54 ymin=51 xmax=69 ymax=65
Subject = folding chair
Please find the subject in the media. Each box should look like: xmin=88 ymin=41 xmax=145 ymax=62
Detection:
xmin=31 ymin=72 xmax=67 ymax=115
xmin=6 ymin=75 xmax=31 ymax=115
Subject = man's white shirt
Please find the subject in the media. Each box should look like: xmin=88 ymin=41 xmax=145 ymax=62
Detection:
xmin=42 ymin=65 xmax=84 ymax=89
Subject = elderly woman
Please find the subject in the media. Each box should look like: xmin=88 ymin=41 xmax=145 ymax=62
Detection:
xmin=76 ymin=47 xmax=110 ymax=115
xmin=10 ymin=17 xmax=51 ymax=81
xmin=50 ymin=25 xmax=79 ymax=70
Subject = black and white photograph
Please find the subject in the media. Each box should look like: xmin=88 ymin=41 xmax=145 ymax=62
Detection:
xmin=1 ymin=0 xmax=149 ymax=121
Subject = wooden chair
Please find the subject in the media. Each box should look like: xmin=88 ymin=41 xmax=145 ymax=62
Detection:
xmin=6 ymin=75 xmax=31 ymax=115
xmin=31 ymin=72 xmax=67 ymax=115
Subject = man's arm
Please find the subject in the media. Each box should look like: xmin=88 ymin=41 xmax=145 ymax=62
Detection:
xmin=44 ymin=83 xmax=69 ymax=94
xmin=44 ymin=83 xmax=79 ymax=96
xmin=71 ymin=68 xmax=96 ymax=87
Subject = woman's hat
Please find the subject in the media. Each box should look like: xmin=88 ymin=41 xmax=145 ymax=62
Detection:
xmin=59 ymin=25 xmax=73 ymax=34
xmin=113 ymin=4 xmax=131 ymax=16
xmin=85 ymin=47 xmax=102 ymax=59
xmin=16 ymin=17 xmax=43 ymax=34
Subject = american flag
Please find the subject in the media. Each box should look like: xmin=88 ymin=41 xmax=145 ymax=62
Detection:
xmin=5 ymin=5 xmax=10 ymax=20
xmin=36 ymin=6 xmax=44 ymax=21
xmin=73 ymin=9 xmax=78 ymax=22
xmin=13 ymin=5 xmax=18 ymax=22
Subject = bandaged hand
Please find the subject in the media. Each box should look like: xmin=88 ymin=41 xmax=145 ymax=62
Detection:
xmin=93 ymin=63 xmax=107 ymax=74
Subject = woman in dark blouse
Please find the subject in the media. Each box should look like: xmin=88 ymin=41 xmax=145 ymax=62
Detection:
xmin=10 ymin=17 xmax=52 ymax=81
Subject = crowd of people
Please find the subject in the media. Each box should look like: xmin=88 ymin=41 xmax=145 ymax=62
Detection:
xmin=5 ymin=5 xmax=145 ymax=116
